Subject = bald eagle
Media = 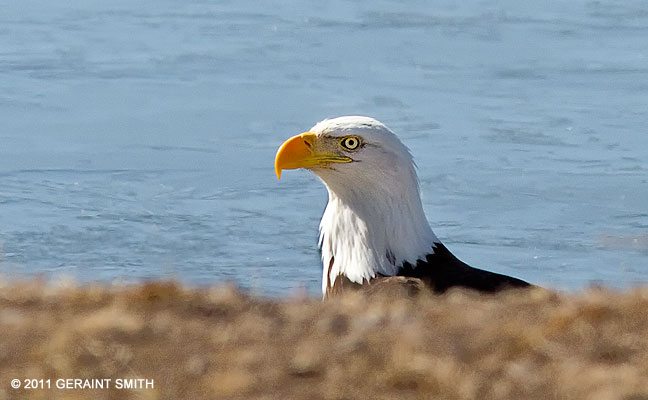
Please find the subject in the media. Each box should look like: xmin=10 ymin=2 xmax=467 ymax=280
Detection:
xmin=275 ymin=116 xmax=530 ymax=298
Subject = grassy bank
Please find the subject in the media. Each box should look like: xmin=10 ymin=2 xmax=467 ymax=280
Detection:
xmin=1 ymin=281 xmax=647 ymax=400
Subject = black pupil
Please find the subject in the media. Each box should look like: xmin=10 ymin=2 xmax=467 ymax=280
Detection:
xmin=346 ymin=138 xmax=356 ymax=148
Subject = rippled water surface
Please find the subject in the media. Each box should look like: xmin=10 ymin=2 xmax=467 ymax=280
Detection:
xmin=1 ymin=1 xmax=647 ymax=295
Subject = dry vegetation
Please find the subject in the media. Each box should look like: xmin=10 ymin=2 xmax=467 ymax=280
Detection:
xmin=0 ymin=281 xmax=647 ymax=400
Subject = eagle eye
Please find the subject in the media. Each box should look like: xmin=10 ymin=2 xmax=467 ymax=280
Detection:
xmin=339 ymin=136 xmax=361 ymax=151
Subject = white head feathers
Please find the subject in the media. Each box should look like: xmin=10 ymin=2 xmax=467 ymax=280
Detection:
xmin=309 ymin=116 xmax=439 ymax=294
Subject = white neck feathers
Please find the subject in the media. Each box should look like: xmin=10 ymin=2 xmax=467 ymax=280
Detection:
xmin=317 ymin=163 xmax=438 ymax=294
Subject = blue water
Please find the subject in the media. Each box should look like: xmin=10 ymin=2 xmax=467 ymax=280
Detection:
xmin=1 ymin=1 xmax=647 ymax=295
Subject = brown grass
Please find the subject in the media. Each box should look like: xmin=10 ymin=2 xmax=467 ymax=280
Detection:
xmin=1 ymin=281 xmax=647 ymax=400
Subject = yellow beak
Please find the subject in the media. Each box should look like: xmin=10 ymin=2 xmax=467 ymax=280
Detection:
xmin=274 ymin=132 xmax=317 ymax=179
xmin=274 ymin=132 xmax=351 ymax=179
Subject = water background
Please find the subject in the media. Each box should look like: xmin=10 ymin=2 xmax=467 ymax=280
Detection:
xmin=1 ymin=0 xmax=647 ymax=296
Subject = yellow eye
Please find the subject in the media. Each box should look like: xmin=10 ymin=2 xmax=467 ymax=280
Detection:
xmin=340 ymin=136 xmax=361 ymax=151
